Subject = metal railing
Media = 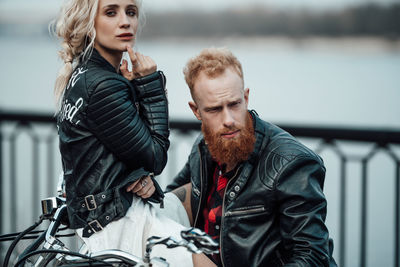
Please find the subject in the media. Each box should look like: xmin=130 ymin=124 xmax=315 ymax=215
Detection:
xmin=1 ymin=110 xmax=399 ymax=267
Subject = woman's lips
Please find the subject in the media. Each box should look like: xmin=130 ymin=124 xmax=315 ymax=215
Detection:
xmin=117 ymin=33 xmax=134 ymax=40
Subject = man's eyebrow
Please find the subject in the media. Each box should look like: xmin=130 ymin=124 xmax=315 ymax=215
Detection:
xmin=204 ymin=105 xmax=221 ymax=111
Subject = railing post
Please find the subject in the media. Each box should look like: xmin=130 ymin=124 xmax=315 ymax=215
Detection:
xmin=396 ymin=162 xmax=399 ymax=267
xmin=10 ymin=132 xmax=17 ymax=233
xmin=360 ymin=159 xmax=368 ymax=267
xmin=339 ymin=157 xmax=347 ymax=267
xmin=47 ymin=136 xmax=55 ymax=197
xmin=0 ymin=122 xmax=3 ymax=236
xmin=32 ymin=135 xmax=39 ymax=220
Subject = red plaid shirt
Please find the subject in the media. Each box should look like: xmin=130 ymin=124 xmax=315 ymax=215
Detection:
xmin=203 ymin=163 xmax=237 ymax=265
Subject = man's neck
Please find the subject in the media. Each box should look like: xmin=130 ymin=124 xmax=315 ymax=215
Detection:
xmin=224 ymin=162 xmax=238 ymax=174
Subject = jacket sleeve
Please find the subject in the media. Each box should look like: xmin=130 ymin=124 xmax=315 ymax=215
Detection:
xmin=165 ymin=159 xmax=191 ymax=192
xmin=275 ymin=157 xmax=330 ymax=267
xmin=86 ymin=72 xmax=169 ymax=175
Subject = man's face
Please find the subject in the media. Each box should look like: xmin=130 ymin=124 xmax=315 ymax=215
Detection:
xmin=189 ymin=68 xmax=253 ymax=167
xmin=189 ymin=68 xmax=249 ymax=137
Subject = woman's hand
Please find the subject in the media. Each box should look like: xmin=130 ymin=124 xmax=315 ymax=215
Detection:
xmin=126 ymin=175 xmax=155 ymax=199
xmin=120 ymin=45 xmax=157 ymax=80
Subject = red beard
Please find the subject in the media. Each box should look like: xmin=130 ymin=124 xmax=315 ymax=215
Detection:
xmin=202 ymin=113 xmax=256 ymax=168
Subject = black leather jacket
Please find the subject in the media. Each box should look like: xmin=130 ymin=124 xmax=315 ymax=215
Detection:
xmin=167 ymin=111 xmax=332 ymax=266
xmin=57 ymin=49 xmax=169 ymax=237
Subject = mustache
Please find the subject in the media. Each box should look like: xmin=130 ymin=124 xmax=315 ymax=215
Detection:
xmin=218 ymin=126 xmax=240 ymax=135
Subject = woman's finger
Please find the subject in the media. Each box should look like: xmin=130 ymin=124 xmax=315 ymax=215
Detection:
xmin=135 ymin=52 xmax=146 ymax=68
xmin=126 ymin=45 xmax=139 ymax=69
xmin=136 ymin=176 xmax=154 ymax=197
xmin=134 ymin=53 xmax=157 ymax=77
xmin=140 ymin=186 xmax=155 ymax=199
xmin=132 ymin=175 xmax=151 ymax=193
xmin=120 ymin=59 xmax=133 ymax=80
xmin=126 ymin=45 xmax=135 ymax=59
xmin=136 ymin=183 xmax=153 ymax=197
xmin=144 ymin=56 xmax=157 ymax=73
xmin=137 ymin=179 xmax=154 ymax=197
xmin=131 ymin=181 xmax=144 ymax=193
xmin=126 ymin=179 xmax=141 ymax=192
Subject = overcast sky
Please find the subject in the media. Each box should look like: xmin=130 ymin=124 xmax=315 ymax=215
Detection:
xmin=0 ymin=0 xmax=399 ymax=23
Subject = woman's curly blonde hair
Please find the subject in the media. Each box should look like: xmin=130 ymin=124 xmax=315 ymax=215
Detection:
xmin=51 ymin=0 xmax=144 ymax=111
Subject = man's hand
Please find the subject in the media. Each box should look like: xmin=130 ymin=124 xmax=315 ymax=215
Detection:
xmin=120 ymin=45 xmax=157 ymax=80
xmin=126 ymin=175 xmax=155 ymax=199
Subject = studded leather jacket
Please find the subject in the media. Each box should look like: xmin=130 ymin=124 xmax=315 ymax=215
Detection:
xmin=57 ymin=49 xmax=169 ymax=237
xmin=167 ymin=111 xmax=334 ymax=266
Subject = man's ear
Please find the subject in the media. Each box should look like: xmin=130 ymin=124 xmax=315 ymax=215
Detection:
xmin=188 ymin=101 xmax=202 ymax=121
xmin=244 ymin=88 xmax=250 ymax=108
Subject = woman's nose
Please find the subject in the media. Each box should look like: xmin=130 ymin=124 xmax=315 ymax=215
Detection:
xmin=119 ymin=14 xmax=130 ymax=28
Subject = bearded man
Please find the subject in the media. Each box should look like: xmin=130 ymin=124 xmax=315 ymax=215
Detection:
xmin=166 ymin=47 xmax=336 ymax=267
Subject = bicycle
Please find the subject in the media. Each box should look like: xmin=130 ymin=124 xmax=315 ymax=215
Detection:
xmin=1 ymin=195 xmax=219 ymax=266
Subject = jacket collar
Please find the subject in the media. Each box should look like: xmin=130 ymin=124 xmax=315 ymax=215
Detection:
xmin=248 ymin=110 xmax=269 ymax=165
xmin=87 ymin=48 xmax=117 ymax=73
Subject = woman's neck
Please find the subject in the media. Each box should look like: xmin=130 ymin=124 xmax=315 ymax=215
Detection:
xmin=94 ymin=45 xmax=123 ymax=70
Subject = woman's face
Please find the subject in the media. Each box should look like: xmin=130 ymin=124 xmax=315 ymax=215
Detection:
xmin=94 ymin=0 xmax=139 ymax=58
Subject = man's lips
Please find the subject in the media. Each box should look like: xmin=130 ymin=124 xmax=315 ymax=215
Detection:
xmin=221 ymin=130 xmax=240 ymax=138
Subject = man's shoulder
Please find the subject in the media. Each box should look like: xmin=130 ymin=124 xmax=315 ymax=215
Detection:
xmin=255 ymin=116 xmax=320 ymax=161
xmin=255 ymin=118 xmax=324 ymax=184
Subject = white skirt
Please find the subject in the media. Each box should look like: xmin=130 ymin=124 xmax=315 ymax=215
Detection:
xmin=76 ymin=193 xmax=192 ymax=266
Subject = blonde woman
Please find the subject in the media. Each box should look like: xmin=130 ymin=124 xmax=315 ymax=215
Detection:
xmin=54 ymin=0 xmax=214 ymax=266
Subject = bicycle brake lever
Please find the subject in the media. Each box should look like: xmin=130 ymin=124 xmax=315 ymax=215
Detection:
xmin=180 ymin=228 xmax=219 ymax=254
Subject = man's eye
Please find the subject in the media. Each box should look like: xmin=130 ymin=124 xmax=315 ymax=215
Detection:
xmin=207 ymin=108 xmax=220 ymax=113
xmin=229 ymin=103 xmax=237 ymax=107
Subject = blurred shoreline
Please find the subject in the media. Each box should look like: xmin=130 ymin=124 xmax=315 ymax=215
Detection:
xmin=1 ymin=3 xmax=399 ymax=40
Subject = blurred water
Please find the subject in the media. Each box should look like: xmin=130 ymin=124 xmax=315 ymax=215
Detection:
xmin=1 ymin=36 xmax=399 ymax=127
xmin=1 ymin=36 xmax=400 ymax=266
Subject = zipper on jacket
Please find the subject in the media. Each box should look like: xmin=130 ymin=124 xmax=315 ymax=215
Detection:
xmin=193 ymin=146 xmax=204 ymax=227
xmin=220 ymin=167 xmax=241 ymax=267
xmin=193 ymin=186 xmax=201 ymax=197
xmin=224 ymin=205 xmax=266 ymax=217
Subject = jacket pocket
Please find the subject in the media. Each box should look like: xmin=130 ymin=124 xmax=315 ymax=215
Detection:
xmin=225 ymin=205 xmax=267 ymax=217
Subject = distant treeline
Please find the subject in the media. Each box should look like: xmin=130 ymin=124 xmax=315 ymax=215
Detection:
xmin=142 ymin=4 xmax=400 ymax=38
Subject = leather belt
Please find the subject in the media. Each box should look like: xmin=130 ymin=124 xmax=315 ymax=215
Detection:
xmin=82 ymin=207 xmax=118 ymax=238
xmin=72 ymin=188 xmax=115 ymax=213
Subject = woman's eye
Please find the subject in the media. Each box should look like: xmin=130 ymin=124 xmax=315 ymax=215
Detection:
xmin=127 ymin=9 xmax=137 ymax=16
xmin=106 ymin=10 xmax=116 ymax=16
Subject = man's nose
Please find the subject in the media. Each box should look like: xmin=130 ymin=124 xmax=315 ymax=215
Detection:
xmin=222 ymin=109 xmax=234 ymax=128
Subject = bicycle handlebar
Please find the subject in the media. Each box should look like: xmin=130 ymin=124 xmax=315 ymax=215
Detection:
xmin=10 ymin=196 xmax=219 ymax=267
